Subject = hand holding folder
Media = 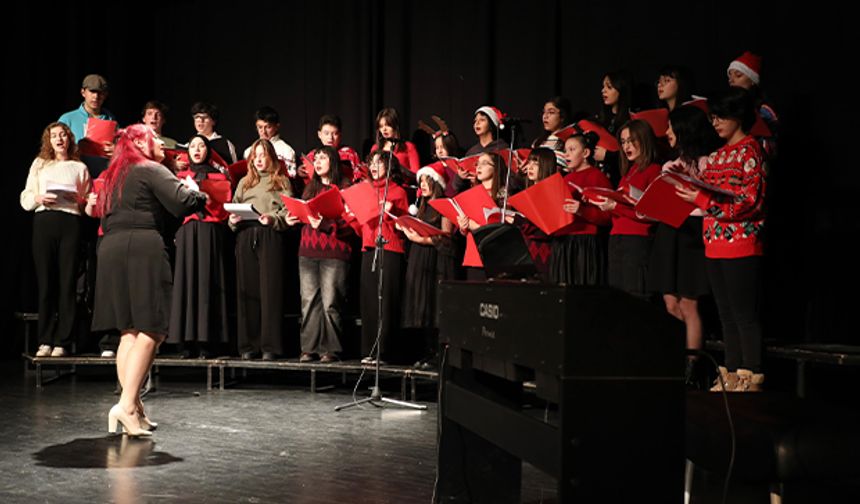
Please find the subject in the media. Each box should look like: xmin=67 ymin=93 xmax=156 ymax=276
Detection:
xmin=280 ymin=186 xmax=345 ymax=224
xmin=507 ymin=173 xmax=574 ymax=235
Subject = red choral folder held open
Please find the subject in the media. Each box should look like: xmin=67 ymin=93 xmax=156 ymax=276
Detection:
xmin=392 ymin=214 xmax=445 ymax=238
xmin=164 ymin=148 xmax=190 ymax=167
xmin=453 ymin=184 xmax=497 ymax=226
xmin=631 ymin=109 xmax=670 ymax=138
xmin=198 ymin=177 xmax=232 ymax=221
xmin=280 ymin=186 xmax=345 ymax=224
xmin=439 ymin=154 xmax=481 ymax=175
xmin=581 ymin=186 xmax=632 ymax=206
xmin=633 ymin=173 xmax=697 ymax=228
xmin=79 ymin=118 xmax=118 ymax=158
xmin=428 ymin=198 xmax=463 ymax=224
xmin=227 ymin=160 xmax=248 ymax=187
xmin=507 ymin=173 xmax=574 ymax=235
xmin=576 ymin=120 xmax=620 ymax=152
xmin=340 ymin=182 xmax=382 ymax=225
xmin=634 ymin=172 xmax=735 ymax=228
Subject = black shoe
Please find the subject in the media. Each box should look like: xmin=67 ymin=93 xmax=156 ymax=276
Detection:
xmin=261 ymin=352 xmax=277 ymax=361
xmin=241 ymin=351 xmax=258 ymax=360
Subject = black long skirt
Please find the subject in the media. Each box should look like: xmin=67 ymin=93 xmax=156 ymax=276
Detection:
xmin=401 ymin=244 xmax=456 ymax=329
xmin=168 ymin=221 xmax=230 ymax=344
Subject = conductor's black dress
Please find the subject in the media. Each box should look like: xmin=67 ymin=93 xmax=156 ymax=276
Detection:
xmin=92 ymin=162 xmax=206 ymax=335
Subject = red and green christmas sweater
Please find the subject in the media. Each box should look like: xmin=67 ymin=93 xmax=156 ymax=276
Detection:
xmin=693 ymin=135 xmax=766 ymax=259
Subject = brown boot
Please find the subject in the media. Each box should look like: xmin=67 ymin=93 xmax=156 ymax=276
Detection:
xmin=709 ymin=366 xmax=739 ymax=392
xmin=734 ymin=369 xmax=765 ymax=392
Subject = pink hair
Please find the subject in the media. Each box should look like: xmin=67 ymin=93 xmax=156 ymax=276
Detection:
xmin=97 ymin=124 xmax=158 ymax=216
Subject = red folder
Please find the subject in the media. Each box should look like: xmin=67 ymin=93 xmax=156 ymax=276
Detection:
xmin=750 ymin=112 xmax=772 ymax=138
xmin=576 ymin=120 xmax=620 ymax=152
xmin=440 ymin=154 xmax=481 ymax=175
xmin=199 ymin=177 xmax=233 ymax=221
xmin=85 ymin=117 xmax=117 ymax=143
xmin=633 ymin=173 xmax=697 ymax=228
xmin=463 ymin=233 xmax=483 ymax=267
xmin=554 ymin=124 xmax=577 ymax=142
xmin=581 ymin=187 xmax=632 ymax=206
xmin=165 ymin=148 xmax=190 ymax=166
xmin=300 ymin=154 xmax=315 ymax=178
xmin=79 ymin=118 xmax=118 ymax=158
xmin=393 ymin=214 xmax=446 ymax=238
xmin=280 ymin=186 xmax=345 ymax=224
xmin=227 ymin=160 xmax=248 ymax=187
xmin=340 ymin=182 xmax=381 ymax=225
xmin=453 ymin=184 xmax=497 ymax=226
xmin=631 ymin=109 xmax=670 ymax=138
xmin=683 ymin=98 xmax=710 ymax=114
xmin=428 ymin=198 xmax=463 ymax=224
xmin=507 ymin=173 xmax=574 ymax=235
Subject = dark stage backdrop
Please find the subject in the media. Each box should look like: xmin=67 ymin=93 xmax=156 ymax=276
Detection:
xmin=2 ymin=1 xmax=854 ymax=358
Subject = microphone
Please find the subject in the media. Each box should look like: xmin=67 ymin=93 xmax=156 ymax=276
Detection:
xmin=386 ymin=137 xmax=408 ymax=144
xmin=499 ymin=118 xmax=532 ymax=130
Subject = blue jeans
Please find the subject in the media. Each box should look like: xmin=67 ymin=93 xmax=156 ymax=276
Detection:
xmin=298 ymin=256 xmax=349 ymax=354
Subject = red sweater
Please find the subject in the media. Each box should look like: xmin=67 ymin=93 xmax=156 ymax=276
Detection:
xmin=370 ymin=141 xmax=421 ymax=174
xmin=354 ymin=179 xmax=409 ymax=253
xmin=693 ymin=136 xmax=766 ymax=259
xmin=298 ymin=185 xmax=354 ymax=261
xmin=558 ymin=167 xmax=612 ymax=236
xmin=610 ymin=162 xmax=661 ymax=236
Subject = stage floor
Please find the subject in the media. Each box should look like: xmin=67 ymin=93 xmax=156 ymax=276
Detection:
xmin=0 ymin=362 xmax=557 ymax=503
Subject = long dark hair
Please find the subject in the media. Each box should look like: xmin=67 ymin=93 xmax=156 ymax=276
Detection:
xmin=434 ymin=132 xmax=463 ymax=159
xmin=599 ymin=71 xmax=632 ymax=134
xmin=533 ymin=96 xmax=572 ymax=147
xmin=375 ymin=107 xmax=405 ymax=153
xmin=668 ymin=106 xmax=721 ymax=164
xmin=710 ymin=86 xmax=757 ymax=134
xmin=657 ymin=65 xmax=695 ymax=109
xmin=303 ymin=145 xmax=347 ymax=199
xmin=618 ymin=119 xmax=659 ymax=177
xmin=418 ymin=174 xmax=446 ymax=225
xmin=525 ymin=147 xmax=558 ymax=186
xmin=480 ymin=152 xmax=509 ymax=203
xmin=367 ymin=150 xmax=406 ymax=186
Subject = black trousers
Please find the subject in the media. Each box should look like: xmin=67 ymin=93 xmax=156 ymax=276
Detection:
xmin=706 ymin=256 xmax=764 ymax=372
xmin=32 ymin=211 xmax=81 ymax=348
xmin=235 ymin=225 xmax=284 ymax=355
xmin=360 ymin=250 xmax=403 ymax=360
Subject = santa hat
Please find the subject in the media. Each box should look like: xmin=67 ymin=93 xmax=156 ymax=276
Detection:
xmin=727 ymin=51 xmax=762 ymax=85
xmin=475 ymin=106 xmax=506 ymax=128
xmin=416 ymin=161 xmax=450 ymax=190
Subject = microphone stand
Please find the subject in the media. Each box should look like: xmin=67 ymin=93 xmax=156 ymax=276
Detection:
xmin=336 ymin=143 xmax=427 ymax=412
xmin=500 ymin=121 xmax=518 ymax=217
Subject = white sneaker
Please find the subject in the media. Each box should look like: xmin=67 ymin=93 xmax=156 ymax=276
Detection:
xmin=101 ymin=350 xmax=116 ymax=358
xmin=35 ymin=345 xmax=52 ymax=357
xmin=50 ymin=347 xmax=66 ymax=357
